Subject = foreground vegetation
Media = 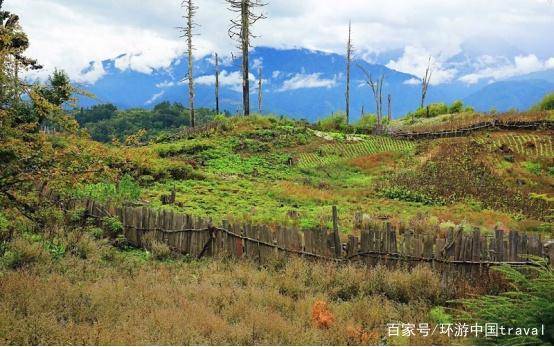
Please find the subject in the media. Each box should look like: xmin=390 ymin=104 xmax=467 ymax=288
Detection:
xmin=1 ymin=3 xmax=553 ymax=345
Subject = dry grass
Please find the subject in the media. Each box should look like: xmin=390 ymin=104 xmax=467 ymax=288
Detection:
xmin=277 ymin=181 xmax=334 ymax=203
xmin=348 ymin=152 xmax=398 ymax=172
xmin=0 ymin=241 xmax=453 ymax=345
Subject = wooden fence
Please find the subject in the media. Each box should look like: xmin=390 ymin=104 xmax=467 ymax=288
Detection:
xmin=78 ymin=200 xmax=553 ymax=280
xmin=389 ymin=119 xmax=553 ymax=140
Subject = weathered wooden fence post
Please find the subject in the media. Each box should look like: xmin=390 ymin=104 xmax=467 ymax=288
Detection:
xmin=332 ymin=206 xmax=341 ymax=258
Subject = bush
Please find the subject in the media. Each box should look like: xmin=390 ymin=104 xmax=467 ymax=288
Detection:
xmin=1 ymin=238 xmax=48 ymax=269
xmin=409 ymin=103 xmax=449 ymax=118
xmin=380 ymin=186 xmax=445 ymax=205
xmin=458 ymin=262 xmax=554 ymax=345
xmin=316 ymin=112 xmax=347 ymax=131
xmin=531 ymin=92 xmax=554 ymax=111
xmin=0 ymin=211 xmax=9 ymax=242
xmin=448 ymin=100 xmax=463 ymax=114
xmin=101 ymin=216 xmax=123 ymax=238
xmin=142 ymin=233 xmax=171 ymax=260
xmin=64 ymin=231 xmax=99 ymax=260
xmin=523 ymin=161 xmax=542 ymax=175
xmin=74 ymin=174 xmax=141 ymax=203
xmin=356 ymin=114 xmax=378 ymax=130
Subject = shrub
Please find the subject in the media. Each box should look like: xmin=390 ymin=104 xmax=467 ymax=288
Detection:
xmin=74 ymin=174 xmax=141 ymax=203
xmin=380 ymin=186 xmax=445 ymax=205
xmin=101 ymin=216 xmax=123 ymax=238
xmin=356 ymin=114 xmax=378 ymax=129
xmin=457 ymin=262 xmax=554 ymax=345
xmin=409 ymin=103 xmax=449 ymax=118
xmin=312 ymin=300 xmax=335 ymax=329
xmin=317 ymin=112 xmax=347 ymax=131
xmin=0 ymin=211 xmax=9 ymax=242
xmin=523 ymin=161 xmax=542 ymax=175
xmin=1 ymin=237 xmax=48 ymax=269
xmin=531 ymin=92 xmax=554 ymax=111
xmin=64 ymin=231 xmax=99 ymax=260
xmin=142 ymin=233 xmax=171 ymax=260
xmin=448 ymin=100 xmax=464 ymax=114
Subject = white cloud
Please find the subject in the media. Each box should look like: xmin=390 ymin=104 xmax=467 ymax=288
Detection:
xmin=386 ymin=46 xmax=458 ymax=85
xmin=252 ymin=58 xmax=263 ymax=70
xmin=195 ymin=70 xmax=257 ymax=92
xmin=74 ymin=61 xmax=106 ymax=84
xmin=459 ymin=54 xmax=554 ymax=84
xmin=155 ymin=80 xmax=175 ymax=88
xmin=403 ymin=77 xmax=421 ymax=85
xmin=5 ymin=0 xmax=554 ymax=83
xmin=278 ymin=73 xmax=336 ymax=92
xmin=145 ymin=90 xmax=165 ymax=105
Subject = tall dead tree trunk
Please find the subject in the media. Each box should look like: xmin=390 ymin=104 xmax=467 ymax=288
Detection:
xmin=357 ymin=64 xmax=385 ymax=126
xmin=421 ymin=56 xmax=433 ymax=109
xmin=387 ymin=94 xmax=392 ymax=122
xmin=240 ymin=1 xmax=249 ymax=115
xmin=227 ymin=0 xmax=266 ymax=116
xmin=257 ymin=66 xmax=262 ymax=113
xmin=180 ymin=0 xmax=198 ymax=127
xmin=345 ymin=20 xmax=353 ymax=124
xmin=215 ymin=52 xmax=220 ymax=114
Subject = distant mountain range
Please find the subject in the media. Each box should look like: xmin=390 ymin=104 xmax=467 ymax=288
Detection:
xmin=78 ymin=47 xmax=554 ymax=122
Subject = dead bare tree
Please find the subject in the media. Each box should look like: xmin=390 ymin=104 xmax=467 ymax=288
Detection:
xmin=257 ymin=66 xmax=262 ymax=113
xmin=357 ymin=64 xmax=385 ymax=125
xmin=214 ymin=52 xmax=220 ymax=114
xmin=227 ymin=0 xmax=267 ymax=116
xmin=179 ymin=0 xmax=198 ymax=127
xmin=345 ymin=20 xmax=353 ymax=124
xmin=387 ymin=94 xmax=392 ymax=122
xmin=420 ymin=56 xmax=433 ymax=108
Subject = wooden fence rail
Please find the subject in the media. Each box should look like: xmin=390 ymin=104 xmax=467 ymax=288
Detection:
xmin=77 ymin=199 xmax=553 ymax=281
xmin=389 ymin=119 xmax=553 ymax=140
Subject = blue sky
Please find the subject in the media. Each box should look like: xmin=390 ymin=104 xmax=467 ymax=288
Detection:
xmin=6 ymin=0 xmax=554 ymax=85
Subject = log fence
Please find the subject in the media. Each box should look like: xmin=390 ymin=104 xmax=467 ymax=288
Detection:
xmin=389 ymin=119 xmax=553 ymax=140
xmin=77 ymin=199 xmax=553 ymax=281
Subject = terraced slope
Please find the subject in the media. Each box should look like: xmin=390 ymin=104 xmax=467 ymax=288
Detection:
xmin=476 ymin=133 xmax=553 ymax=158
xmin=297 ymin=136 xmax=415 ymax=168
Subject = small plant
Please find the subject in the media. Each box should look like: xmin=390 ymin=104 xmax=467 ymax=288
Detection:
xmin=380 ymin=186 xmax=444 ymax=205
xmin=523 ymin=161 xmax=542 ymax=175
xmin=429 ymin=306 xmax=452 ymax=324
xmin=142 ymin=233 xmax=171 ymax=260
xmin=68 ymin=207 xmax=86 ymax=224
xmin=1 ymin=238 xmax=47 ymax=269
xmin=44 ymin=241 xmax=66 ymax=260
xmin=102 ymin=216 xmax=123 ymax=238
xmin=312 ymin=300 xmax=334 ymax=329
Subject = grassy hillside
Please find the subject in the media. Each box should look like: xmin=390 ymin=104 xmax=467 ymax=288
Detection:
xmin=53 ymin=114 xmax=552 ymax=235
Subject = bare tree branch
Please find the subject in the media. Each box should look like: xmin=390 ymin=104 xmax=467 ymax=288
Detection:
xmin=226 ymin=0 xmax=267 ymax=116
